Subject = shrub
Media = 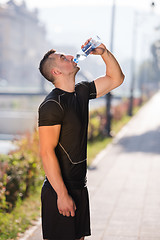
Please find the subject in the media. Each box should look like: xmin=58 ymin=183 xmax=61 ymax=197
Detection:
xmin=88 ymin=97 xmax=142 ymax=141
xmin=0 ymin=128 xmax=44 ymax=212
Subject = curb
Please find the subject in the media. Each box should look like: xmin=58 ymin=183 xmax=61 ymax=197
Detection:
xmin=18 ymin=218 xmax=41 ymax=240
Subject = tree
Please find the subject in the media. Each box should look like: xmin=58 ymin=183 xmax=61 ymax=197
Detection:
xmin=150 ymin=40 xmax=160 ymax=84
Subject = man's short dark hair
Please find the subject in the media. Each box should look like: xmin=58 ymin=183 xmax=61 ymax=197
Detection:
xmin=39 ymin=49 xmax=56 ymax=83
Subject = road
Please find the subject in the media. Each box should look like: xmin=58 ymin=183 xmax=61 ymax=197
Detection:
xmin=19 ymin=91 xmax=160 ymax=240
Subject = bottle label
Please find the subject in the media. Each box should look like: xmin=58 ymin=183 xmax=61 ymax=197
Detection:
xmin=82 ymin=41 xmax=95 ymax=56
xmin=73 ymin=36 xmax=101 ymax=62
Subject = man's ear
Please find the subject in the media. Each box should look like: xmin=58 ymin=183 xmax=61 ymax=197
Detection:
xmin=51 ymin=68 xmax=61 ymax=76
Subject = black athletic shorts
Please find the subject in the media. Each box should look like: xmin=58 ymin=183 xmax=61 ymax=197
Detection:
xmin=41 ymin=181 xmax=91 ymax=240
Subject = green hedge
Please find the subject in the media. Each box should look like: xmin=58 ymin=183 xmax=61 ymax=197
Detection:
xmin=0 ymin=130 xmax=43 ymax=212
xmin=88 ymin=98 xmax=141 ymax=141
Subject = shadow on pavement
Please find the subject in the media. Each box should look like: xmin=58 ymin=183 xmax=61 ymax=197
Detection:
xmin=88 ymin=165 xmax=97 ymax=171
xmin=117 ymin=126 xmax=160 ymax=154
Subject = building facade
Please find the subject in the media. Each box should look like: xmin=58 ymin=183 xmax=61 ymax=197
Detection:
xmin=0 ymin=0 xmax=49 ymax=91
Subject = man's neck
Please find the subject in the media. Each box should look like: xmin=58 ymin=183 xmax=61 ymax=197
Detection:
xmin=54 ymin=76 xmax=75 ymax=92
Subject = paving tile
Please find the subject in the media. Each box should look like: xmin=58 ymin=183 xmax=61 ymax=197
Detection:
xmin=103 ymin=222 xmax=140 ymax=237
xmin=140 ymin=233 xmax=160 ymax=238
xmin=102 ymin=236 xmax=138 ymax=240
xmin=140 ymin=223 xmax=160 ymax=238
xmin=110 ymin=208 xmax=142 ymax=223
xmin=140 ymin=238 xmax=160 ymax=240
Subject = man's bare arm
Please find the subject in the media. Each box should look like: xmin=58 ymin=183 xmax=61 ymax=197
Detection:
xmin=81 ymin=40 xmax=125 ymax=98
xmin=38 ymin=125 xmax=76 ymax=217
xmin=94 ymin=45 xmax=125 ymax=98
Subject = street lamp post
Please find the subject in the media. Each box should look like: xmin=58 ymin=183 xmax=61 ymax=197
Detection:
xmin=128 ymin=12 xmax=137 ymax=116
xmin=128 ymin=2 xmax=156 ymax=116
xmin=105 ymin=0 xmax=116 ymax=136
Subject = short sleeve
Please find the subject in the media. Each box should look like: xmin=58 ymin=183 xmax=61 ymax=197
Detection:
xmin=78 ymin=81 xmax=97 ymax=100
xmin=88 ymin=81 xmax=97 ymax=100
xmin=38 ymin=100 xmax=64 ymax=127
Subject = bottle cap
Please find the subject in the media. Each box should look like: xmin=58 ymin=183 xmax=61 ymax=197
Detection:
xmin=73 ymin=58 xmax=79 ymax=63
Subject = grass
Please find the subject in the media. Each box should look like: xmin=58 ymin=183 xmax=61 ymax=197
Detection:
xmin=87 ymin=105 xmax=141 ymax=165
xmin=0 ymin=186 xmax=41 ymax=240
xmin=0 ymin=105 xmax=142 ymax=240
xmin=87 ymin=137 xmax=112 ymax=165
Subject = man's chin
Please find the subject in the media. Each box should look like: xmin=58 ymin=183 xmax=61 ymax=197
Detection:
xmin=72 ymin=66 xmax=80 ymax=76
xmin=76 ymin=66 xmax=80 ymax=72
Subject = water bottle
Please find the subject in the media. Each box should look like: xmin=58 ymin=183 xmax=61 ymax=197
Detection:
xmin=73 ymin=36 xmax=101 ymax=63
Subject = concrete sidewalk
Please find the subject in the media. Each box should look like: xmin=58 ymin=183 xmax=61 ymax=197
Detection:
xmin=20 ymin=91 xmax=160 ymax=240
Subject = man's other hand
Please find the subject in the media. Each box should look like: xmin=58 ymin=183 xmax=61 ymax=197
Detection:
xmin=57 ymin=193 xmax=76 ymax=217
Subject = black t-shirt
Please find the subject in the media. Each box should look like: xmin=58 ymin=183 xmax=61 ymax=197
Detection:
xmin=38 ymin=81 xmax=97 ymax=187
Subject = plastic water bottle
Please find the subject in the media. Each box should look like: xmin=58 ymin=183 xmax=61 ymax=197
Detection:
xmin=73 ymin=36 xmax=101 ymax=63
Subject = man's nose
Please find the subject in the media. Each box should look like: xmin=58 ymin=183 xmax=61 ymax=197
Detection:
xmin=67 ymin=55 xmax=74 ymax=61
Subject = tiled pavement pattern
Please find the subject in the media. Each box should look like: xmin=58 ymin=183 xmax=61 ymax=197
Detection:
xmin=20 ymin=91 xmax=160 ymax=240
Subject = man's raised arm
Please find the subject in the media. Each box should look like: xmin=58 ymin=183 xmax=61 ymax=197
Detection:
xmin=94 ymin=45 xmax=125 ymax=98
xmin=81 ymin=40 xmax=125 ymax=98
